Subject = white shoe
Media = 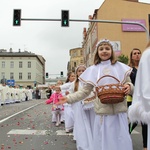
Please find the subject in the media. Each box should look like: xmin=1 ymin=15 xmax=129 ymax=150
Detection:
xmin=65 ymin=129 xmax=70 ymax=133
xmin=55 ymin=122 xmax=59 ymax=127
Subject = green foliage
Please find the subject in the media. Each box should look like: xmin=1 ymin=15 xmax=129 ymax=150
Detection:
xmin=117 ymin=54 xmax=129 ymax=64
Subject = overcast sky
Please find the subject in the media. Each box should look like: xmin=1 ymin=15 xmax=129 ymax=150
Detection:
xmin=0 ymin=0 xmax=149 ymax=78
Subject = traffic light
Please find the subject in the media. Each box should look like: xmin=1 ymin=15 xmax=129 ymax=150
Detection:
xmin=61 ymin=10 xmax=69 ymax=27
xmin=46 ymin=72 xmax=48 ymax=78
xmin=60 ymin=71 xmax=63 ymax=77
xmin=13 ymin=9 xmax=21 ymax=26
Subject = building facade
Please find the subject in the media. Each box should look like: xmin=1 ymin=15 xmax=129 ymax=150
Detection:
xmin=68 ymin=47 xmax=84 ymax=72
xmin=0 ymin=48 xmax=45 ymax=88
xmin=82 ymin=0 xmax=150 ymax=66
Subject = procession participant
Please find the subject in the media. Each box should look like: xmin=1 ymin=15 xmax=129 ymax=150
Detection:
xmin=3 ymin=83 xmax=10 ymax=104
xmin=128 ymin=41 xmax=150 ymax=150
xmin=59 ymin=72 xmax=75 ymax=133
xmin=58 ymin=39 xmax=133 ymax=150
xmin=48 ymin=86 xmax=64 ymax=126
xmin=68 ymin=64 xmax=96 ymax=150
xmin=0 ymin=84 xmax=3 ymax=106
xmin=14 ymin=85 xmax=21 ymax=103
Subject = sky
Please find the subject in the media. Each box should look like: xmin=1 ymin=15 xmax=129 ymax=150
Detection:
xmin=0 ymin=0 xmax=149 ymax=78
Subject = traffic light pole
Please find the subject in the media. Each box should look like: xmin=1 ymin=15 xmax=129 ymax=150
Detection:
xmin=21 ymin=18 xmax=149 ymax=40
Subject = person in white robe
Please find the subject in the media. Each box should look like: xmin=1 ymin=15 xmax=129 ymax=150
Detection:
xmin=13 ymin=85 xmax=20 ymax=103
xmin=59 ymin=72 xmax=75 ymax=133
xmin=40 ymin=88 xmax=47 ymax=99
xmin=58 ymin=39 xmax=133 ymax=150
xmin=128 ymin=41 xmax=150 ymax=150
xmin=0 ymin=84 xmax=3 ymax=106
xmin=3 ymin=84 xmax=10 ymax=104
xmin=69 ymin=65 xmax=96 ymax=150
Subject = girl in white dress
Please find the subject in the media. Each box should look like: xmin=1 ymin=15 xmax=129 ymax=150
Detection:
xmin=69 ymin=65 xmax=96 ymax=150
xmin=58 ymin=39 xmax=133 ymax=150
xmin=59 ymin=72 xmax=75 ymax=133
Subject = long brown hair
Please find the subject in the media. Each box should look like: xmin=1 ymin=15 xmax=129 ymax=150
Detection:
xmin=94 ymin=41 xmax=117 ymax=65
xmin=74 ymin=65 xmax=86 ymax=92
xmin=65 ymin=71 xmax=74 ymax=83
xmin=129 ymin=48 xmax=141 ymax=67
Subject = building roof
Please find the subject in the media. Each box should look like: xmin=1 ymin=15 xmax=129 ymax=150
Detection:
xmin=0 ymin=49 xmax=46 ymax=64
xmin=0 ymin=50 xmax=36 ymax=57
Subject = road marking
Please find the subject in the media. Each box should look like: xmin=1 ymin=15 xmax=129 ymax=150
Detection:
xmin=7 ymin=129 xmax=73 ymax=136
xmin=56 ymin=130 xmax=73 ymax=136
xmin=0 ymin=101 xmax=44 ymax=124
xmin=8 ymin=128 xmax=137 ymax=136
xmin=7 ymin=129 xmax=47 ymax=135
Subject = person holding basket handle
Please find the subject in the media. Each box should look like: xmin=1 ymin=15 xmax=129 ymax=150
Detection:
xmin=57 ymin=39 xmax=134 ymax=150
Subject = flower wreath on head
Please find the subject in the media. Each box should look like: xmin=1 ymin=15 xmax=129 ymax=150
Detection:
xmin=96 ymin=39 xmax=113 ymax=49
xmin=75 ymin=64 xmax=86 ymax=73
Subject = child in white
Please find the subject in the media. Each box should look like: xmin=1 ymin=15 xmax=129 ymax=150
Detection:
xmin=58 ymin=39 xmax=134 ymax=150
xmin=59 ymin=72 xmax=75 ymax=132
xmin=69 ymin=65 xmax=96 ymax=150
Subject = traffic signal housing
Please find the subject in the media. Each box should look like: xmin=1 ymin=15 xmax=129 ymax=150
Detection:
xmin=13 ymin=9 xmax=21 ymax=26
xmin=61 ymin=10 xmax=69 ymax=27
xmin=46 ymin=72 xmax=49 ymax=78
xmin=60 ymin=71 xmax=63 ymax=77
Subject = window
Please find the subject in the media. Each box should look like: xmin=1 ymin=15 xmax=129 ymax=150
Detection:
xmin=19 ymin=62 xmax=23 ymax=68
xmin=10 ymin=72 xmax=14 ymax=79
xmin=28 ymin=61 xmax=31 ymax=68
xmin=2 ymin=61 xmax=5 ymax=68
xmin=19 ymin=72 xmax=22 ymax=80
xmin=28 ymin=72 xmax=31 ymax=80
xmin=1 ymin=72 xmax=5 ymax=79
xmin=10 ymin=61 xmax=14 ymax=68
xmin=74 ymin=62 xmax=76 ymax=68
xmin=80 ymin=50 xmax=83 ymax=56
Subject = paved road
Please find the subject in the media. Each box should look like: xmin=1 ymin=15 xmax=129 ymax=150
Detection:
xmin=0 ymin=99 xmax=144 ymax=150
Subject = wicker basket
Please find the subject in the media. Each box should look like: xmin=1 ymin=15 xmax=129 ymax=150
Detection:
xmin=96 ymin=75 xmax=125 ymax=104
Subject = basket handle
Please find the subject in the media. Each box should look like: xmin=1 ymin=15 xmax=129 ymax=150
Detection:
xmin=97 ymin=75 xmax=120 ymax=84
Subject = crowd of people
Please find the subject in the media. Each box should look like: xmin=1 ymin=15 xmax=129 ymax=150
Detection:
xmin=0 ymin=84 xmax=33 ymax=105
xmin=51 ymin=39 xmax=149 ymax=150
xmin=0 ymin=84 xmax=52 ymax=106
xmin=1 ymin=38 xmax=149 ymax=150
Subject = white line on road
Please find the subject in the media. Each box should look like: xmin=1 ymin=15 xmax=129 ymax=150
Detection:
xmin=56 ymin=130 xmax=73 ymax=136
xmin=8 ymin=129 xmax=47 ymax=135
xmin=7 ymin=129 xmax=73 ymax=136
xmin=0 ymin=101 xmax=44 ymax=124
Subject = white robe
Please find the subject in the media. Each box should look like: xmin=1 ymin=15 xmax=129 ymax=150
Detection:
xmin=60 ymin=82 xmax=74 ymax=131
xmin=128 ymin=48 xmax=150 ymax=150
xmin=79 ymin=60 xmax=133 ymax=150
xmin=69 ymin=81 xmax=95 ymax=150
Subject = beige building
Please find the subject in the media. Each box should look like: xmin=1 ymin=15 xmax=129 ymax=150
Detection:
xmin=0 ymin=48 xmax=45 ymax=88
xmin=68 ymin=47 xmax=84 ymax=72
xmin=82 ymin=0 xmax=150 ymax=66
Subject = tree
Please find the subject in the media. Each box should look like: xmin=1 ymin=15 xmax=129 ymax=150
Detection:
xmin=117 ymin=54 xmax=129 ymax=65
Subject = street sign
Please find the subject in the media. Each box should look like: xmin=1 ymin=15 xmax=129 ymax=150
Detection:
xmin=7 ymin=80 xmax=15 ymax=86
